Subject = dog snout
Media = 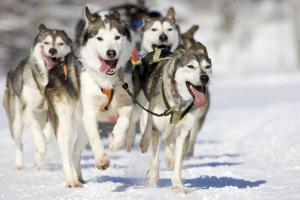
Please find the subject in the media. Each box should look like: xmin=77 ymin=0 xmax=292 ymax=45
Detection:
xmin=159 ymin=34 xmax=168 ymax=42
xmin=200 ymin=75 xmax=209 ymax=85
xmin=49 ymin=48 xmax=57 ymax=56
xmin=106 ymin=50 xmax=117 ymax=59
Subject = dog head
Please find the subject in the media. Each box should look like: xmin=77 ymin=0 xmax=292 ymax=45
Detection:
xmin=172 ymin=44 xmax=211 ymax=107
xmin=32 ymin=24 xmax=72 ymax=70
xmin=79 ymin=7 xmax=131 ymax=77
xmin=141 ymin=7 xmax=180 ymax=53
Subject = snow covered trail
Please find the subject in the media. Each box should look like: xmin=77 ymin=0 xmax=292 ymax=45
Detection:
xmin=0 ymin=73 xmax=300 ymax=200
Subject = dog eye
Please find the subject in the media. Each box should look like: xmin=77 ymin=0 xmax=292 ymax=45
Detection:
xmin=58 ymin=43 xmax=64 ymax=46
xmin=167 ymin=28 xmax=173 ymax=31
xmin=97 ymin=37 xmax=103 ymax=41
xmin=151 ymin=28 xmax=157 ymax=32
xmin=187 ymin=65 xmax=194 ymax=69
xmin=115 ymin=36 xmax=121 ymax=40
xmin=44 ymin=42 xmax=50 ymax=45
xmin=205 ymin=65 xmax=211 ymax=69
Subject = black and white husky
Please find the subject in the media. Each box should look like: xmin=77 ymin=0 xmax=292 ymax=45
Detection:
xmin=3 ymin=24 xmax=72 ymax=169
xmin=141 ymin=7 xmax=180 ymax=53
xmin=45 ymin=7 xmax=134 ymax=187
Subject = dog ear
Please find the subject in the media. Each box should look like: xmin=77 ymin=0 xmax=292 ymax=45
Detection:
xmin=176 ymin=44 xmax=186 ymax=54
xmin=110 ymin=9 xmax=121 ymax=21
xmin=84 ymin=6 xmax=96 ymax=24
xmin=38 ymin=24 xmax=48 ymax=33
xmin=194 ymin=42 xmax=208 ymax=55
xmin=166 ymin=7 xmax=176 ymax=22
xmin=142 ymin=15 xmax=151 ymax=24
xmin=182 ymin=25 xmax=199 ymax=39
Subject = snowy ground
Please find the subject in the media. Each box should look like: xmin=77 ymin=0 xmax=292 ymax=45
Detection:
xmin=0 ymin=72 xmax=300 ymax=200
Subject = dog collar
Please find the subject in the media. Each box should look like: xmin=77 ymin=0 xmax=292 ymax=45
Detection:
xmin=162 ymin=82 xmax=193 ymax=124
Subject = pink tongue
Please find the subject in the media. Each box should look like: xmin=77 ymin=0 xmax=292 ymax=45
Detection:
xmin=45 ymin=59 xmax=55 ymax=70
xmin=41 ymin=48 xmax=56 ymax=70
xmin=100 ymin=59 xmax=112 ymax=73
xmin=192 ymin=88 xmax=207 ymax=107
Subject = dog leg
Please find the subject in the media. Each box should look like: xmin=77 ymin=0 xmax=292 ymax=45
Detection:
xmin=23 ymin=107 xmax=46 ymax=169
xmin=172 ymin=129 xmax=191 ymax=193
xmin=165 ymin=133 xmax=175 ymax=170
xmin=140 ymin=113 xmax=153 ymax=153
xmin=12 ymin=99 xmax=24 ymax=170
xmin=125 ymin=104 xmax=140 ymax=152
xmin=109 ymin=105 xmax=133 ymax=151
xmin=125 ymin=117 xmax=136 ymax=152
xmin=56 ymin=103 xmax=81 ymax=188
xmin=82 ymin=109 xmax=109 ymax=170
xmin=148 ymin=129 xmax=160 ymax=187
xmin=186 ymin=116 xmax=205 ymax=157
xmin=73 ymin=122 xmax=88 ymax=184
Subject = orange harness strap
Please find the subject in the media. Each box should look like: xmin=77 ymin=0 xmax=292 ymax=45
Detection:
xmin=63 ymin=64 xmax=68 ymax=80
xmin=100 ymin=88 xmax=114 ymax=112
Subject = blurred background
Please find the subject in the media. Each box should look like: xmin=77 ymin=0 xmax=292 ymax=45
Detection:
xmin=0 ymin=0 xmax=299 ymax=77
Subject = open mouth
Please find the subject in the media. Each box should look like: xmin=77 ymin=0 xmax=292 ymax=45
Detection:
xmin=151 ymin=44 xmax=171 ymax=51
xmin=186 ymin=82 xmax=207 ymax=108
xmin=99 ymin=58 xmax=119 ymax=76
xmin=41 ymin=50 xmax=61 ymax=70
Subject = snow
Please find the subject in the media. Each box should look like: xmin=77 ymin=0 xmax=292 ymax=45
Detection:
xmin=1 ymin=0 xmax=300 ymax=199
xmin=1 ymin=72 xmax=300 ymax=199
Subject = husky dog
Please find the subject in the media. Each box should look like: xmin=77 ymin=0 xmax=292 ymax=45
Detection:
xmin=140 ymin=43 xmax=211 ymax=192
xmin=126 ymin=7 xmax=181 ymax=152
xmin=141 ymin=7 xmax=180 ymax=53
xmin=180 ymin=25 xmax=209 ymax=158
xmin=163 ymin=25 xmax=210 ymax=169
xmin=3 ymin=24 xmax=72 ymax=169
xmin=45 ymin=7 xmax=134 ymax=187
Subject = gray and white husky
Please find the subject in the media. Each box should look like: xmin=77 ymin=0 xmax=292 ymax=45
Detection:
xmin=45 ymin=7 xmax=134 ymax=187
xmin=141 ymin=43 xmax=211 ymax=192
xmin=126 ymin=7 xmax=181 ymax=152
xmin=180 ymin=25 xmax=210 ymax=158
xmin=3 ymin=24 xmax=72 ymax=169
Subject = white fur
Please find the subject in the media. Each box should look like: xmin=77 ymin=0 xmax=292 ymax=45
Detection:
xmin=174 ymin=59 xmax=201 ymax=101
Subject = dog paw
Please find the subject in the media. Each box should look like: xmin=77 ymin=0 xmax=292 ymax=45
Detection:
xmin=79 ymin=178 xmax=86 ymax=184
xmin=15 ymin=165 xmax=24 ymax=170
xmin=125 ymin=137 xmax=134 ymax=152
xmin=140 ymin=135 xmax=150 ymax=153
xmin=36 ymin=163 xmax=48 ymax=170
xmin=172 ymin=186 xmax=192 ymax=193
xmin=185 ymin=148 xmax=194 ymax=158
xmin=109 ymin=133 xmax=123 ymax=151
xmin=96 ymin=154 xmax=110 ymax=170
xmin=65 ymin=181 xmax=83 ymax=188
xmin=36 ymin=142 xmax=46 ymax=155
xmin=165 ymin=157 xmax=175 ymax=170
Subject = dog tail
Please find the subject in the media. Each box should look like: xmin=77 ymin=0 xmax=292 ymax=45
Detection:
xmin=3 ymin=68 xmax=17 ymax=138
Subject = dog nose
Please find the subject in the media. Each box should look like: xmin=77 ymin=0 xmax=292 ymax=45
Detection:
xmin=49 ymin=48 xmax=57 ymax=56
xmin=106 ymin=50 xmax=116 ymax=59
xmin=159 ymin=34 xmax=168 ymax=42
xmin=200 ymin=75 xmax=209 ymax=84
